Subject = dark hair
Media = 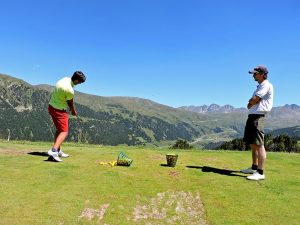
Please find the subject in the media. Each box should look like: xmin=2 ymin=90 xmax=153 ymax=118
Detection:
xmin=71 ymin=71 xmax=86 ymax=83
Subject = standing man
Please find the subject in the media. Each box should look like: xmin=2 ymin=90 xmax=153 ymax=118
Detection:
xmin=48 ymin=71 xmax=86 ymax=162
xmin=241 ymin=66 xmax=273 ymax=180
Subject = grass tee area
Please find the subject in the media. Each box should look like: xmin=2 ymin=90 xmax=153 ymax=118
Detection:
xmin=0 ymin=140 xmax=299 ymax=225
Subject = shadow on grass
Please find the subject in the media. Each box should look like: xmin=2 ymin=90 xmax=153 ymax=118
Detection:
xmin=160 ymin=163 xmax=170 ymax=167
xmin=186 ymin=165 xmax=247 ymax=177
xmin=27 ymin=152 xmax=57 ymax=162
xmin=27 ymin=152 xmax=49 ymax=157
xmin=160 ymin=164 xmax=178 ymax=168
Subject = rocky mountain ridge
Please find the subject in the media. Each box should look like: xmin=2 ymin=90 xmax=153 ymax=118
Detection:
xmin=178 ymin=104 xmax=300 ymax=114
xmin=178 ymin=104 xmax=246 ymax=113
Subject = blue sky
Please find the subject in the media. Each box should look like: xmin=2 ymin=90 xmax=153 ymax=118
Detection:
xmin=0 ymin=0 xmax=299 ymax=108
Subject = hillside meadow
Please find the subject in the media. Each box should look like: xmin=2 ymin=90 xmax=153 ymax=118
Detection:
xmin=0 ymin=140 xmax=299 ymax=225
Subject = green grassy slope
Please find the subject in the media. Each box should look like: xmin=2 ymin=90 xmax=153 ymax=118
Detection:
xmin=1 ymin=73 xmax=248 ymax=145
xmin=0 ymin=140 xmax=299 ymax=225
xmin=34 ymin=79 xmax=247 ymax=131
xmin=36 ymin=83 xmax=209 ymax=123
xmin=270 ymin=125 xmax=300 ymax=138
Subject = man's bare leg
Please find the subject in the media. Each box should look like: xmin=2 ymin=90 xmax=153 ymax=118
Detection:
xmin=250 ymin=144 xmax=259 ymax=167
xmin=53 ymin=132 xmax=68 ymax=150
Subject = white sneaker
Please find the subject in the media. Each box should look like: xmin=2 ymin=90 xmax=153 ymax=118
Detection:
xmin=240 ymin=167 xmax=256 ymax=174
xmin=247 ymin=172 xmax=265 ymax=181
xmin=47 ymin=149 xmax=63 ymax=162
xmin=58 ymin=151 xmax=69 ymax=158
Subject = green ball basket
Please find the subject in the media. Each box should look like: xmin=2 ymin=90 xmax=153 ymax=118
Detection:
xmin=117 ymin=152 xmax=133 ymax=166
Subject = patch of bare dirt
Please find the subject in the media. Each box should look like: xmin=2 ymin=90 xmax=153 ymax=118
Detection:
xmin=150 ymin=155 xmax=165 ymax=160
xmin=79 ymin=204 xmax=110 ymax=222
xmin=168 ymin=171 xmax=180 ymax=177
xmin=0 ymin=148 xmax=30 ymax=156
xmin=132 ymin=191 xmax=208 ymax=225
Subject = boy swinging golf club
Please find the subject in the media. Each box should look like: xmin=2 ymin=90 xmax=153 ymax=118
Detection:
xmin=48 ymin=71 xmax=86 ymax=162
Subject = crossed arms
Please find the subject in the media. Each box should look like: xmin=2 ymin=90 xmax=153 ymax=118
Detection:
xmin=247 ymin=95 xmax=261 ymax=109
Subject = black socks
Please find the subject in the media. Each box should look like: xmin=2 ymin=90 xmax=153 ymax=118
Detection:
xmin=252 ymin=164 xmax=258 ymax=170
xmin=252 ymin=165 xmax=263 ymax=174
xmin=257 ymin=169 xmax=264 ymax=175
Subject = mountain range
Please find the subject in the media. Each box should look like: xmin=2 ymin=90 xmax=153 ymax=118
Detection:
xmin=0 ymin=73 xmax=299 ymax=147
xmin=179 ymin=104 xmax=300 ymax=131
xmin=178 ymin=104 xmax=247 ymax=114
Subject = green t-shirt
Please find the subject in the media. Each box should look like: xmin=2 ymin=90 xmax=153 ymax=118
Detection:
xmin=49 ymin=77 xmax=75 ymax=110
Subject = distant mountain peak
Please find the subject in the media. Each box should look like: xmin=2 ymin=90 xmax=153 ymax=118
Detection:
xmin=178 ymin=104 xmax=300 ymax=114
xmin=178 ymin=104 xmax=246 ymax=114
xmin=283 ymin=104 xmax=300 ymax=110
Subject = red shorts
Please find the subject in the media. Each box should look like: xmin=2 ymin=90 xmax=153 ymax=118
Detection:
xmin=48 ymin=105 xmax=69 ymax=132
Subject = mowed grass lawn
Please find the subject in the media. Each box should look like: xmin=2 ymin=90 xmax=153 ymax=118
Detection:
xmin=0 ymin=140 xmax=299 ymax=225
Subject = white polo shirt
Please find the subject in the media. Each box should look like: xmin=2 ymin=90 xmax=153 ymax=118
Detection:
xmin=248 ymin=79 xmax=274 ymax=115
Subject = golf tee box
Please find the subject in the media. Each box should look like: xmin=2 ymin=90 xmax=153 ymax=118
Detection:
xmin=166 ymin=154 xmax=178 ymax=167
xmin=117 ymin=152 xmax=133 ymax=166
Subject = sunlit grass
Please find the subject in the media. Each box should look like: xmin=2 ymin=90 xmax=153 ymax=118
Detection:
xmin=0 ymin=140 xmax=299 ymax=225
